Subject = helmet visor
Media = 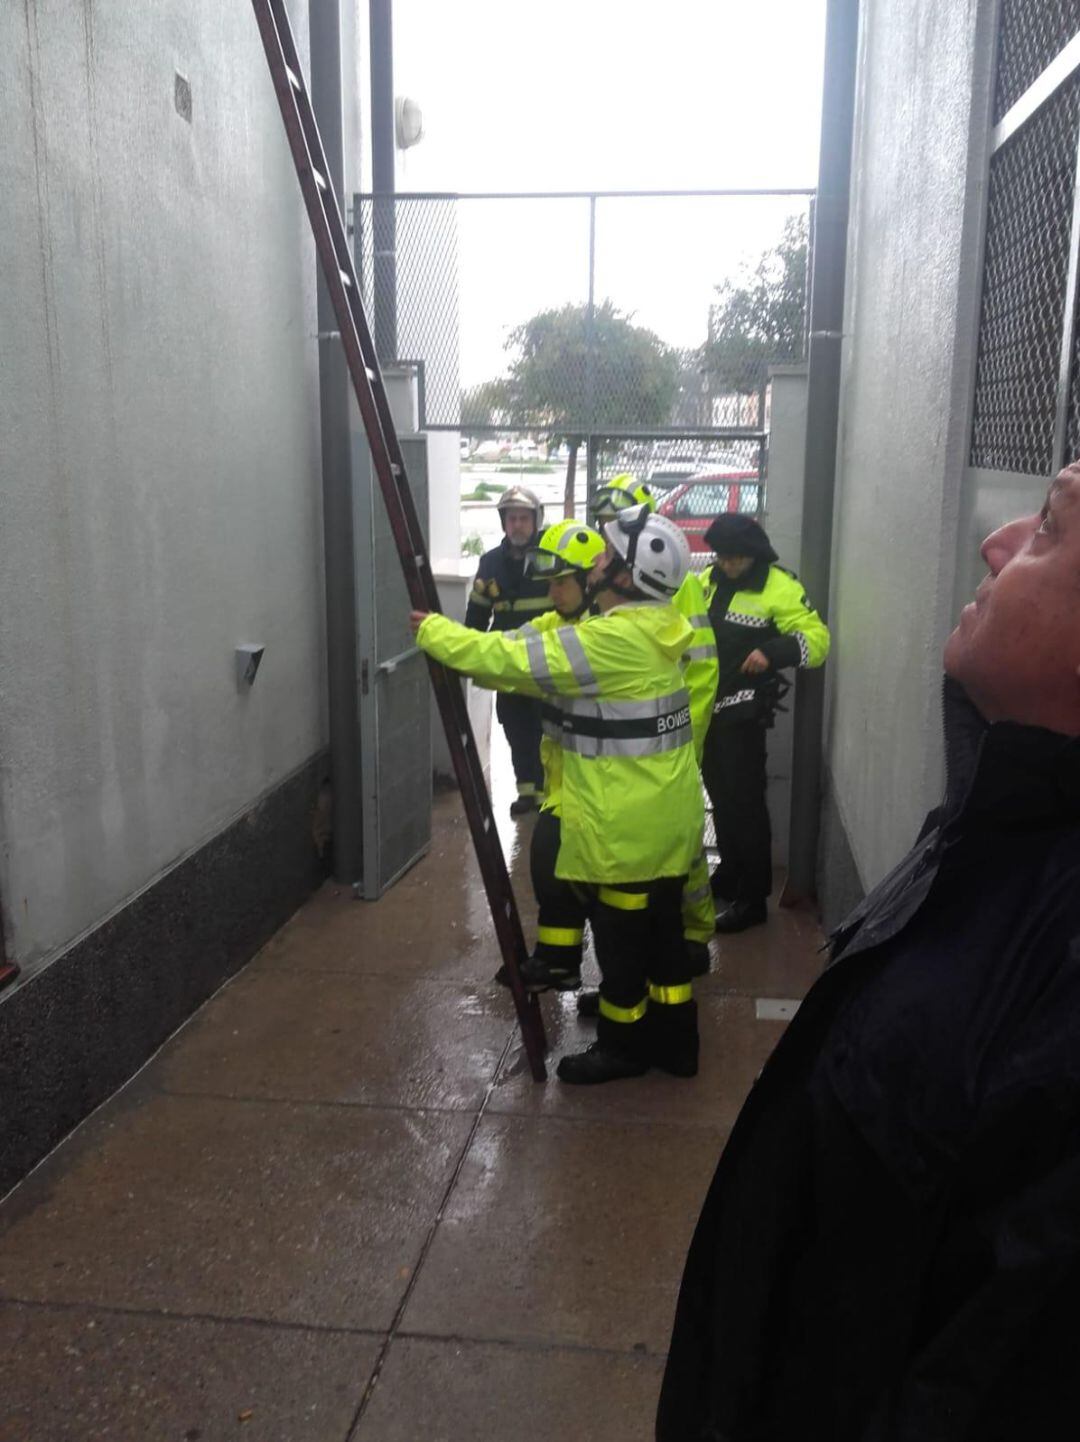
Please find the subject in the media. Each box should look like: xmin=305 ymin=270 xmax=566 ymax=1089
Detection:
xmin=526 ymin=546 xmax=572 ymax=578
xmin=591 ymin=486 xmax=637 ymax=518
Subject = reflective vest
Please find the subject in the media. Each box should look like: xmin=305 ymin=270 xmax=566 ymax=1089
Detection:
xmin=417 ymin=603 xmax=704 ymax=883
xmin=702 ymin=562 xmax=830 ymax=724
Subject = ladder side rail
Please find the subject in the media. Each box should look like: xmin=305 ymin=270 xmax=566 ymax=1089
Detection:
xmin=253 ymin=0 xmax=426 ymax=602
xmin=251 ymin=0 xmax=547 ymax=1077
xmin=264 ymin=1 xmax=433 ymax=600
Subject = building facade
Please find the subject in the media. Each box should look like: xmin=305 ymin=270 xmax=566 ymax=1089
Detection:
xmin=821 ymin=0 xmax=1078 ymax=920
xmin=0 ymin=0 xmax=372 ymax=1193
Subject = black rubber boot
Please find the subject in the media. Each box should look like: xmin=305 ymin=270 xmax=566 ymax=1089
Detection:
xmin=715 ymin=899 xmax=767 ymax=934
xmin=648 ymin=1000 xmax=699 ymax=1078
xmin=685 ymin=940 xmax=711 ymax=977
xmin=520 ymin=954 xmax=581 ymax=993
xmin=576 ymin=990 xmax=600 ymax=1020
xmin=509 ymin=794 xmax=540 ymax=818
xmin=556 ymin=1042 xmax=649 ymax=1084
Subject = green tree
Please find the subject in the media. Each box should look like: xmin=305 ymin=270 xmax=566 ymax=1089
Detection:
xmin=703 ymin=214 xmax=809 ymax=399
xmin=460 ymin=377 xmax=513 ymax=431
xmin=501 ymin=300 xmax=680 ymax=435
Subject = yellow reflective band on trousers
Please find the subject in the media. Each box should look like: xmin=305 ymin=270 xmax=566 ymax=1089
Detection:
xmin=648 ymin=982 xmax=693 ymax=1005
xmin=537 ymin=925 xmax=584 ymax=947
xmin=598 ymin=886 xmax=649 ymax=911
xmin=599 ymin=995 xmax=648 ymax=1024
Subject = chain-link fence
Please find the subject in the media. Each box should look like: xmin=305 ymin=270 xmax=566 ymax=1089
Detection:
xmin=352 ymin=190 xmax=813 ymax=445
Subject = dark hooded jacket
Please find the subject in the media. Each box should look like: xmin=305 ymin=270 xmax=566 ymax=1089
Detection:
xmin=658 ymin=680 xmax=1080 ymax=1441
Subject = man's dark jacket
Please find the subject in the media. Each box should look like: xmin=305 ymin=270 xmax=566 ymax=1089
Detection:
xmin=658 ymin=681 xmax=1080 ymax=1441
xmin=464 ymin=537 xmax=551 ymax=632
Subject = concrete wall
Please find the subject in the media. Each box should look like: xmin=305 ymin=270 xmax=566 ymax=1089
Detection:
xmin=824 ymin=0 xmax=995 ymax=893
xmin=0 ymin=1 xmax=364 ymax=976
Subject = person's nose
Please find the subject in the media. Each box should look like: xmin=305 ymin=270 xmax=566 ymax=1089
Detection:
xmin=980 ymin=514 xmax=1039 ymax=575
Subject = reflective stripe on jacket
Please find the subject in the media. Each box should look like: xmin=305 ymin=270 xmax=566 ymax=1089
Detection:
xmin=672 ymin=570 xmax=718 ymax=762
xmin=464 ymin=538 xmax=553 ymax=633
xmin=417 ymin=603 xmax=704 ymax=883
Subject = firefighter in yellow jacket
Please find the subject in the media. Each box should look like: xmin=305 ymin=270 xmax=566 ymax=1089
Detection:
xmin=508 ymin=520 xmax=608 ymax=996
xmin=410 ymin=505 xmax=704 ymax=1084
xmin=591 ymin=475 xmax=717 ymax=976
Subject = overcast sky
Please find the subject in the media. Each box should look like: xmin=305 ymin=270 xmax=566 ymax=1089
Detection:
xmin=389 ymin=0 xmax=827 ymax=385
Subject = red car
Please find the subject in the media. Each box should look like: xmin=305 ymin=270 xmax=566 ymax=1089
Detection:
xmin=657 ymin=471 xmax=762 ymax=554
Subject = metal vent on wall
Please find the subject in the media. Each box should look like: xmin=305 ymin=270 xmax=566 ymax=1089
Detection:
xmin=994 ymin=0 xmax=1080 ymax=123
xmin=970 ymin=69 xmax=1080 ymax=475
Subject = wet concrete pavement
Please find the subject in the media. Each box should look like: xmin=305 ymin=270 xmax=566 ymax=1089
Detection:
xmin=0 ymin=734 xmax=824 ymax=1441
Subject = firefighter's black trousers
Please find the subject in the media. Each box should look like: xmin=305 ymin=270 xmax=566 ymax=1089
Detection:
xmin=495 ymin=692 xmax=544 ymax=796
xmin=702 ymin=719 xmax=772 ymax=905
xmin=531 ymin=817 xmax=697 ymax=1069
xmin=593 ymin=879 xmax=695 ymax=1066
xmin=529 ymin=811 xmax=587 ymax=974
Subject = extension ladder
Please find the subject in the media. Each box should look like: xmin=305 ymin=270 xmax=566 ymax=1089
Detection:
xmin=250 ymin=0 xmax=547 ymax=1080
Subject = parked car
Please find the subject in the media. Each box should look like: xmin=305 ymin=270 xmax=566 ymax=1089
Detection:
xmin=657 ymin=470 xmax=762 ymax=553
xmin=507 ymin=439 xmax=540 ymax=462
xmin=474 ymin=439 xmax=510 ymax=461
xmin=646 ymin=463 xmax=700 ymax=491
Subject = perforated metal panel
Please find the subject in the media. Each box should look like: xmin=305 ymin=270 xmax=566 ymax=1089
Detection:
xmin=970 ymin=70 xmax=1080 ymax=475
xmin=355 ymin=433 xmax=432 ymax=897
xmin=1066 ymin=311 xmax=1080 ymax=461
xmin=994 ymin=0 xmax=1080 ymax=123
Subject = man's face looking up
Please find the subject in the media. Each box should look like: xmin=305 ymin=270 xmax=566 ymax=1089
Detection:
xmin=944 ymin=462 xmax=1080 ymax=735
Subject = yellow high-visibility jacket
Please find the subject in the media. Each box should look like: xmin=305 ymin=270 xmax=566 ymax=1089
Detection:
xmin=672 ymin=570 xmax=719 ymax=763
xmin=517 ymin=573 xmax=717 ymax=781
xmin=417 ymin=603 xmax=704 ymax=883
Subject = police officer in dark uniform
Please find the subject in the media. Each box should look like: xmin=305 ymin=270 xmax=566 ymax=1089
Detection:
xmin=702 ymin=514 xmax=830 ymax=931
xmin=465 ymin=485 xmax=551 ymax=815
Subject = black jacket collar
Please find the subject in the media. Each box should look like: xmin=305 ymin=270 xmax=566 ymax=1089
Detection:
xmin=941 ymin=678 xmax=1080 ymax=830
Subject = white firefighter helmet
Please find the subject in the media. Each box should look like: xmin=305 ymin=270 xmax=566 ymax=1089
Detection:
xmin=602 ymin=503 xmax=689 ymax=598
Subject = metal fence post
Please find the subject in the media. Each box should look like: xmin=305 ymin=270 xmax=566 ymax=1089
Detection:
xmin=370 ymin=0 xmax=397 ymax=361
xmin=785 ymin=0 xmax=860 ymax=904
xmin=585 ymin=196 xmax=598 ymax=498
